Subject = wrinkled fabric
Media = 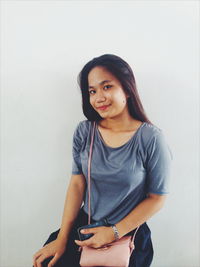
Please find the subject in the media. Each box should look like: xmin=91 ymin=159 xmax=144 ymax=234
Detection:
xmin=72 ymin=120 xmax=173 ymax=224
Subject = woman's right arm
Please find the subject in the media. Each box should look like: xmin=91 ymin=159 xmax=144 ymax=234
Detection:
xmin=57 ymin=173 xmax=86 ymax=242
xmin=33 ymin=173 xmax=86 ymax=267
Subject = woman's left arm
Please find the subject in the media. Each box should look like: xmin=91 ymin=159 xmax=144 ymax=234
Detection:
xmin=115 ymin=193 xmax=167 ymax=238
xmin=75 ymin=193 xmax=167 ymax=248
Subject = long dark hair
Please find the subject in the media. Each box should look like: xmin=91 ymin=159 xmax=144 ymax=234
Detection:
xmin=77 ymin=54 xmax=152 ymax=124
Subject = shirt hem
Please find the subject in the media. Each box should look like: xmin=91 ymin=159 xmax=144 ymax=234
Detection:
xmin=72 ymin=171 xmax=83 ymax=175
xmin=147 ymin=191 xmax=169 ymax=195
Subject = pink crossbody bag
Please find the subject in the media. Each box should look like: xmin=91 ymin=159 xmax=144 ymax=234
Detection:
xmin=79 ymin=121 xmax=140 ymax=267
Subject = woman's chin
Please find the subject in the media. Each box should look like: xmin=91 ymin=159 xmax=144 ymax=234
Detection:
xmin=98 ymin=112 xmax=110 ymax=118
xmin=97 ymin=111 xmax=108 ymax=116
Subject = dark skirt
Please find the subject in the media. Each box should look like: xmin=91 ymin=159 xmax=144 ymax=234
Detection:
xmin=37 ymin=207 xmax=154 ymax=267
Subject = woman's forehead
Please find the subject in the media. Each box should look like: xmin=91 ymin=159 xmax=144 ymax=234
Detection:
xmin=88 ymin=66 xmax=118 ymax=87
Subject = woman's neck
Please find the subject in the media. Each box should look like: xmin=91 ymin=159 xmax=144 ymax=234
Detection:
xmin=99 ymin=116 xmax=141 ymax=133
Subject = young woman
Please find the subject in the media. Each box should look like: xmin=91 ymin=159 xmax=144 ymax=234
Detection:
xmin=33 ymin=54 xmax=172 ymax=267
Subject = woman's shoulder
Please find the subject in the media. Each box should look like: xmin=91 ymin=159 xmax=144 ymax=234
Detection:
xmin=141 ymin=122 xmax=173 ymax=161
xmin=142 ymin=122 xmax=162 ymax=135
xmin=76 ymin=119 xmax=93 ymax=130
xmin=73 ymin=119 xmax=92 ymax=139
xmin=140 ymin=122 xmax=164 ymax=147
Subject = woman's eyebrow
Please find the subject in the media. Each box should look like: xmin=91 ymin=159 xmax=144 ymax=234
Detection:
xmin=88 ymin=80 xmax=113 ymax=89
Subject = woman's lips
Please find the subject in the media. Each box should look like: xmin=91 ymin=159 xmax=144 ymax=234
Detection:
xmin=97 ymin=105 xmax=110 ymax=111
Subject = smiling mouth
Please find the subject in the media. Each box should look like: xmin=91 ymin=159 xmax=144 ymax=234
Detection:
xmin=97 ymin=105 xmax=111 ymax=111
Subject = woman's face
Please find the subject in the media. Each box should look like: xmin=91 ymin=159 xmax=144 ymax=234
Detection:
xmin=88 ymin=66 xmax=129 ymax=119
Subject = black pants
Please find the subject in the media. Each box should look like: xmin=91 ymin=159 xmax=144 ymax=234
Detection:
xmin=37 ymin=207 xmax=154 ymax=267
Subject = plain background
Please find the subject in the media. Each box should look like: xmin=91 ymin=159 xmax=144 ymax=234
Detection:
xmin=0 ymin=1 xmax=199 ymax=267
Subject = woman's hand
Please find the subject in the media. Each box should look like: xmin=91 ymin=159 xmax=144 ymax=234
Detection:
xmin=33 ymin=238 xmax=66 ymax=267
xmin=75 ymin=226 xmax=116 ymax=249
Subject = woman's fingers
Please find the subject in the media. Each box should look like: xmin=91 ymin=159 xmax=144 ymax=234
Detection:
xmin=33 ymin=248 xmax=50 ymax=267
xmin=74 ymin=239 xmax=91 ymax=247
xmin=75 ymin=226 xmax=116 ymax=249
xmin=33 ymin=240 xmax=65 ymax=267
xmin=34 ymin=253 xmax=48 ymax=267
xmin=75 ymin=236 xmax=104 ymax=249
xmin=80 ymin=227 xmax=98 ymax=234
xmin=33 ymin=250 xmax=42 ymax=267
xmin=47 ymin=253 xmax=60 ymax=267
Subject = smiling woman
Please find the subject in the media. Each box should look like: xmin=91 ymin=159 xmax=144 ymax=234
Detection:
xmin=33 ymin=54 xmax=172 ymax=267
xmin=78 ymin=54 xmax=152 ymax=124
xmin=88 ymin=67 xmax=129 ymax=120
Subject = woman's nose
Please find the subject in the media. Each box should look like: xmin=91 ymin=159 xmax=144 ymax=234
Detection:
xmin=95 ymin=91 xmax=106 ymax=102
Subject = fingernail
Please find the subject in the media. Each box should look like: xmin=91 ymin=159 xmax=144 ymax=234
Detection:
xmin=81 ymin=230 xmax=85 ymax=233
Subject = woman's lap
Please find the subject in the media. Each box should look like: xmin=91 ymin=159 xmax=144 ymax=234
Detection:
xmin=38 ymin=208 xmax=153 ymax=267
xmin=41 ymin=208 xmax=87 ymax=267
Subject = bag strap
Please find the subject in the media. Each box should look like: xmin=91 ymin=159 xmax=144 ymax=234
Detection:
xmin=87 ymin=121 xmax=140 ymax=241
xmin=87 ymin=121 xmax=96 ymax=224
xmin=131 ymin=226 xmax=140 ymax=243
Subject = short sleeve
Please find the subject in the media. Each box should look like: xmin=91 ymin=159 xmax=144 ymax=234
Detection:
xmin=71 ymin=122 xmax=83 ymax=175
xmin=145 ymin=130 xmax=173 ymax=195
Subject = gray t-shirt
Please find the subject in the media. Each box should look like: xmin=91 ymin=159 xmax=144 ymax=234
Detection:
xmin=71 ymin=120 xmax=173 ymax=224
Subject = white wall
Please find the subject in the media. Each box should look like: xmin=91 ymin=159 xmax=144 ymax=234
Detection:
xmin=0 ymin=1 xmax=199 ymax=267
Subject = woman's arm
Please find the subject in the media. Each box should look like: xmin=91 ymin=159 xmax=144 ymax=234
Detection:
xmin=57 ymin=174 xmax=86 ymax=243
xmin=33 ymin=174 xmax=86 ymax=267
xmin=75 ymin=193 xmax=167 ymax=249
xmin=115 ymin=193 xmax=167 ymax=238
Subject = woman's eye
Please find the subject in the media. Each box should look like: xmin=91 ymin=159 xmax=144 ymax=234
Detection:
xmin=89 ymin=85 xmax=112 ymax=95
xmin=104 ymin=85 xmax=112 ymax=90
xmin=89 ymin=90 xmax=95 ymax=95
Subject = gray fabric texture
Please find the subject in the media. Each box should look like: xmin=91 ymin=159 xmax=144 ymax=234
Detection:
xmin=71 ymin=120 xmax=173 ymax=224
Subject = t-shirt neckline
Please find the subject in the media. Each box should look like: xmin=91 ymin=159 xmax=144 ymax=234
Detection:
xmin=96 ymin=122 xmax=146 ymax=149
